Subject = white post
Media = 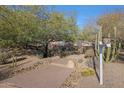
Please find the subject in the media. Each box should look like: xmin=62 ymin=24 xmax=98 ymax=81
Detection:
xmin=99 ymin=44 xmax=103 ymax=85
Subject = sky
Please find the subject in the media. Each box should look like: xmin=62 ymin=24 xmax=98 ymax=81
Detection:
xmin=54 ymin=5 xmax=124 ymax=29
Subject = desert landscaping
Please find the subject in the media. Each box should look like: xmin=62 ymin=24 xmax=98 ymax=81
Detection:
xmin=0 ymin=5 xmax=124 ymax=88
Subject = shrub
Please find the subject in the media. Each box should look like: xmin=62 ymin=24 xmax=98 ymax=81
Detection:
xmin=0 ymin=40 xmax=15 ymax=48
xmin=81 ymin=68 xmax=95 ymax=76
xmin=0 ymin=52 xmax=7 ymax=64
xmin=0 ymin=51 xmax=12 ymax=64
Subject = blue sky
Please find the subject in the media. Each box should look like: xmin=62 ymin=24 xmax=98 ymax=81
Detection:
xmin=53 ymin=5 xmax=124 ymax=29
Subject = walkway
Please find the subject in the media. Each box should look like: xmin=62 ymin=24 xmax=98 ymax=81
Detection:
xmin=1 ymin=64 xmax=73 ymax=88
xmin=0 ymin=54 xmax=84 ymax=88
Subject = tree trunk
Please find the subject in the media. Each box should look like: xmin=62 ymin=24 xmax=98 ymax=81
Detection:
xmin=43 ymin=42 xmax=49 ymax=58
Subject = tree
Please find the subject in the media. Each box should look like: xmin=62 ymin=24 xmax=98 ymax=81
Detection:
xmin=97 ymin=12 xmax=124 ymax=39
xmin=0 ymin=6 xmax=41 ymax=48
xmin=79 ymin=23 xmax=97 ymax=41
xmin=0 ymin=5 xmax=79 ymax=58
xmin=37 ymin=11 xmax=78 ymax=57
xmin=96 ymin=11 xmax=124 ymax=62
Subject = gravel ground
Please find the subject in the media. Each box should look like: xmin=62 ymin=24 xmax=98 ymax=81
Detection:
xmin=2 ymin=51 xmax=124 ymax=88
xmin=78 ymin=61 xmax=124 ymax=88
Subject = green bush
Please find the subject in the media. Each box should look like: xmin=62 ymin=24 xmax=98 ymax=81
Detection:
xmin=81 ymin=68 xmax=95 ymax=76
xmin=0 ymin=40 xmax=15 ymax=48
xmin=0 ymin=52 xmax=7 ymax=64
xmin=0 ymin=51 xmax=12 ymax=64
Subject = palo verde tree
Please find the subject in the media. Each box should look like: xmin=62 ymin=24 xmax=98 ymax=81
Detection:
xmin=0 ymin=6 xmax=41 ymax=48
xmin=37 ymin=11 xmax=78 ymax=57
xmin=0 ymin=5 xmax=79 ymax=57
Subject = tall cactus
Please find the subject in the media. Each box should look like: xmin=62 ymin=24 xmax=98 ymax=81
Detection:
xmin=96 ymin=26 xmax=120 ymax=63
xmin=111 ymin=27 xmax=117 ymax=60
xmin=105 ymin=33 xmax=111 ymax=63
xmin=95 ymin=33 xmax=99 ymax=60
xmin=118 ymin=42 xmax=121 ymax=53
xmin=95 ymin=34 xmax=98 ymax=51
xmin=99 ymin=26 xmax=106 ymax=62
xmin=98 ymin=27 xmax=102 ymax=54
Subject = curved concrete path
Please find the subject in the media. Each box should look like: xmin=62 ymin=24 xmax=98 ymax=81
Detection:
xmin=0 ymin=54 xmax=85 ymax=88
xmin=1 ymin=64 xmax=73 ymax=88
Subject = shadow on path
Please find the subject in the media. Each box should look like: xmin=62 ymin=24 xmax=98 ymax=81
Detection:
xmin=92 ymin=57 xmax=100 ymax=82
